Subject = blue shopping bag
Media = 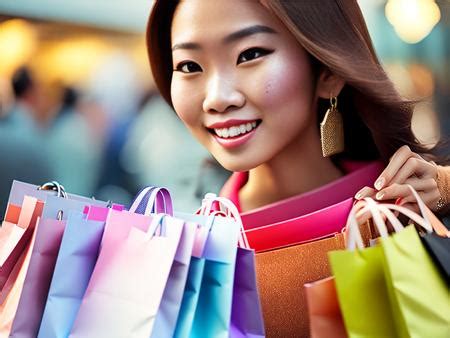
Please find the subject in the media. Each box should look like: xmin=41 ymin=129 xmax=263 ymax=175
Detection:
xmin=37 ymin=211 xmax=106 ymax=338
xmin=175 ymin=211 xmax=240 ymax=338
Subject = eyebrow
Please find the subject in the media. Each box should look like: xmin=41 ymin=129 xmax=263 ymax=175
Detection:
xmin=171 ymin=25 xmax=277 ymax=51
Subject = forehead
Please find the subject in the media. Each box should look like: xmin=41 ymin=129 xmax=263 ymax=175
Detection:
xmin=171 ymin=0 xmax=280 ymax=43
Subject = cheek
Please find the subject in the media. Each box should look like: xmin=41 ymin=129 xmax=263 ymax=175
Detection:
xmin=247 ymin=55 xmax=315 ymax=117
xmin=171 ymin=80 xmax=199 ymax=127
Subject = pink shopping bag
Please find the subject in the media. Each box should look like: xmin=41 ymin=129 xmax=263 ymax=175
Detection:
xmin=0 ymin=196 xmax=44 ymax=292
xmin=0 ymin=215 xmax=39 ymax=337
xmin=70 ymin=213 xmax=184 ymax=338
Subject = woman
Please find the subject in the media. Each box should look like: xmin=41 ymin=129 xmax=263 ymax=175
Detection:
xmin=146 ymin=0 xmax=449 ymax=335
xmin=147 ymin=0 xmax=449 ymax=216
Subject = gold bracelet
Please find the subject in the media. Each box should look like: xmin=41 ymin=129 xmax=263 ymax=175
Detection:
xmin=435 ymin=166 xmax=449 ymax=214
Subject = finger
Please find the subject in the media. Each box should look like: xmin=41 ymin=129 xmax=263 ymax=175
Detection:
xmin=375 ymin=183 xmax=419 ymax=202
xmin=403 ymin=177 xmax=437 ymax=193
xmin=374 ymin=146 xmax=420 ymax=190
xmin=390 ymin=157 xmax=435 ymax=184
xmin=354 ymin=186 xmax=377 ymax=200
xmin=396 ymin=190 xmax=441 ymax=212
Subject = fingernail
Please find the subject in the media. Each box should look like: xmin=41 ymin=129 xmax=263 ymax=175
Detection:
xmin=376 ymin=192 xmax=385 ymax=200
xmin=375 ymin=177 xmax=385 ymax=190
xmin=355 ymin=191 xmax=363 ymax=200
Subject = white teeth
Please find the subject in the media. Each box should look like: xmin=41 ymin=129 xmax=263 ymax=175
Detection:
xmin=213 ymin=121 xmax=259 ymax=139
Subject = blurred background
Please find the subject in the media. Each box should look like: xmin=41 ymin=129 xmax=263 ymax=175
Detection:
xmin=0 ymin=0 xmax=448 ymax=214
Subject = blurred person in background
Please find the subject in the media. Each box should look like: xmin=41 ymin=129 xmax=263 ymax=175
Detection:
xmin=3 ymin=66 xmax=44 ymax=132
xmin=46 ymin=86 xmax=102 ymax=197
xmin=0 ymin=66 xmax=54 ymax=217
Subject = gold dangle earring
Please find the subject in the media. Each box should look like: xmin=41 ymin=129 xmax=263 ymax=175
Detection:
xmin=320 ymin=95 xmax=344 ymax=157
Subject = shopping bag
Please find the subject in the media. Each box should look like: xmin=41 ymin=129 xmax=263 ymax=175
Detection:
xmin=0 ymin=214 xmax=39 ymax=338
xmin=10 ymin=195 xmax=104 ymax=338
xmin=221 ymin=162 xmax=383 ymax=251
xmin=199 ymin=194 xmax=265 ymax=338
xmin=0 ymin=196 xmax=44 ymax=291
xmin=420 ymin=207 xmax=450 ymax=282
xmin=70 ymin=213 xmax=184 ymax=338
xmin=172 ymin=221 xmax=212 ymax=338
xmin=230 ymin=247 xmax=265 ymax=338
xmin=330 ymin=187 xmax=449 ymax=338
xmin=304 ymin=277 xmax=346 ymax=338
xmin=126 ymin=186 xmax=210 ymax=337
xmin=129 ymin=187 xmax=198 ymax=338
xmin=37 ymin=211 xmax=107 ymax=338
xmin=377 ymin=191 xmax=450 ymax=337
xmin=6 ymin=180 xmax=101 ymax=208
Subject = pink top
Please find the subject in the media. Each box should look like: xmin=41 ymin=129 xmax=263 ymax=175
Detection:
xmin=219 ymin=161 xmax=384 ymax=251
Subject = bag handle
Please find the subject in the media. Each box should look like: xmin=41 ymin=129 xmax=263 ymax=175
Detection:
xmin=129 ymin=186 xmax=173 ymax=216
xmin=347 ymin=185 xmax=435 ymax=250
xmin=198 ymin=193 xmax=250 ymax=249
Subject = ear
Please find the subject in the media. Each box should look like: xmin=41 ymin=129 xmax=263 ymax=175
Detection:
xmin=315 ymin=67 xmax=346 ymax=99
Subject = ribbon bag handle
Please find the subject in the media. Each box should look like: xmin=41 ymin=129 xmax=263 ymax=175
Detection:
xmin=199 ymin=193 xmax=250 ymax=249
xmin=129 ymin=186 xmax=173 ymax=216
xmin=346 ymin=185 xmax=436 ymax=250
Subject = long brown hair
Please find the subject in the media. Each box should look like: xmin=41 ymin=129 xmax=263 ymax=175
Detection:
xmin=146 ymin=0 xmax=448 ymax=165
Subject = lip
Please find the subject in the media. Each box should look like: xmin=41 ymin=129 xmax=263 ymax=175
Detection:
xmin=207 ymin=119 xmax=259 ymax=129
xmin=212 ymin=124 xmax=259 ymax=149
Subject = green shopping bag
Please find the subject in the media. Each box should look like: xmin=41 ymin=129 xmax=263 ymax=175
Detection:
xmin=330 ymin=186 xmax=450 ymax=338
xmin=329 ymin=206 xmax=397 ymax=337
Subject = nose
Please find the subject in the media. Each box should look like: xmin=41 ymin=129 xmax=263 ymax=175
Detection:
xmin=202 ymin=73 xmax=245 ymax=114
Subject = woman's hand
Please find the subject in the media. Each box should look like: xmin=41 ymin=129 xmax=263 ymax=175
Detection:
xmin=355 ymin=145 xmax=442 ymax=213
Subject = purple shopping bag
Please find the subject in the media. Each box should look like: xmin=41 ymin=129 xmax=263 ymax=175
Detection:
xmin=9 ymin=196 xmax=108 ymax=338
xmin=230 ymin=248 xmax=265 ymax=338
xmin=37 ymin=210 xmax=108 ymax=338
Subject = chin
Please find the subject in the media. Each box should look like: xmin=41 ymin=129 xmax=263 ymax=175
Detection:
xmin=214 ymin=154 xmax=263 ymax=173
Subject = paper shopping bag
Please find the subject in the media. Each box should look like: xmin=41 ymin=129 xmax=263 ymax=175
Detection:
xmin=70 ymin=214 xmax=183 ymax=338
xmin=37 ymin=211 xmax=106 ymax=338
xmin=172 ymin=217 xmax=212 ymax=338
xmin=304 ymin=277 xmax=347 ymax=338
xmin=174 ymin=211 xmax=240 ymax=338
xmin=230 ymin=247 xmax=265 ymax=338
xmin=10 ymin=195 xmax=103 ymax=338
xmin=330 ymin=189 xmax=450 ymax=338
xmin=382 ymin=225 xmax=449 ymax=337
xmin=150 ymin=221 xmax=197 ymax=338
xmin=0 ymin=215 xmax=39 ymax=337
xmin=0 ymin=196 xmax=44 ymax=291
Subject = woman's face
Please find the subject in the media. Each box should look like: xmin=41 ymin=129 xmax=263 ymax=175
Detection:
xmin=171 ymin=0 xmax=319 ymax=172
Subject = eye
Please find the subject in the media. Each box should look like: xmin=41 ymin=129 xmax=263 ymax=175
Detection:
xmin=175 ymin=61 xmax=202 ymax=73
xmin=237 ymin=47 xmax=273 ymax=65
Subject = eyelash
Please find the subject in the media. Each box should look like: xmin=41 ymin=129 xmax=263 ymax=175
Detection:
xmin=174 ymin=47 xmax=273 ymax=74
xmin=237 ymin=47 xmax=273 ymax=65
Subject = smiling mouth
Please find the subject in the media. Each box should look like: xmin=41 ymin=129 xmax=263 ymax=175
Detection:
xmin=207 ymin=120 xmax=262 ymax=139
